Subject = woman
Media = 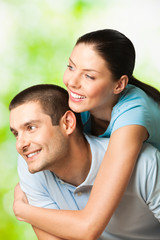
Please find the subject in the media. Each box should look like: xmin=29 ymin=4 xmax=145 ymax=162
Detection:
xmin=13 ymin=29 xmax=160 ymax=239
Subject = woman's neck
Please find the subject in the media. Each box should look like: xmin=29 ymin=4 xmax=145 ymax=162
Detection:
xmin=91 ymin=115 xmax=110 ymax=136
xmin=90 ymin=94 xmax=119 ymax=136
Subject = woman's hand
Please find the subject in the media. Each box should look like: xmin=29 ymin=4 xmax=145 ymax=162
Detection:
xmin=13 ymin=183 xmax=28 ymax=221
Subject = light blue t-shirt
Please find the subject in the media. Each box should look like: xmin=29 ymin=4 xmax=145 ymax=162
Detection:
xmin=18 ymin=135 xmax=160 ymax=240
xmin=81 ymin=84 xmax=160 ymax=150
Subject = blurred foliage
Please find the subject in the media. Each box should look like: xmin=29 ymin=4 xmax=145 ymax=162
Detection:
xmin=0 ymin=0 xmax=160 ymax=239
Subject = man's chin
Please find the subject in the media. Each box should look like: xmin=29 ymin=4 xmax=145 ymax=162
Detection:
xmin=28 ymin=164 xmax=40 ymax=174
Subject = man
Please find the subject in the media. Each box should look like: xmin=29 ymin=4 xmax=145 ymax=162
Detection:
xmin=10 ymin=84 xmax=160 ymax=240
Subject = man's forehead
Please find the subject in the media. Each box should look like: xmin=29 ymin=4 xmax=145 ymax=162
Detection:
xmin=11 ymin=101 xmax=43 ymax=115
xmin=10 ymin=102 xmax=45 ymax=127
xmin=14 ymin=101 xmax=41 ymax=109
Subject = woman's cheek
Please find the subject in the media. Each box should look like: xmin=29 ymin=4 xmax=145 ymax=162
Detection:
xmin=63 ymin=70 xmax=68 ymax=85
xmin=86 ymin=84 xmax=101 ymax=98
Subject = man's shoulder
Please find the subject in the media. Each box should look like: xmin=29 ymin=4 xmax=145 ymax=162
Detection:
xmin=84 ymin=134 xmax=109 ymax=152
xmin=18 ymin=155 xmax=52 ymax=186
xmin=133 ymin=143 xmax=160 ymax=181
xmin=138 ymin=143 xmax=160 ymax=165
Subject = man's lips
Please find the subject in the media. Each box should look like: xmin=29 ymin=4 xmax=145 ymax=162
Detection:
xmin=25 ymin=149 xmax=41 ymax=158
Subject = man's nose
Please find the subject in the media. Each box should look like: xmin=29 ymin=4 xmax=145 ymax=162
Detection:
xmin=16 ymin=134 xmax=30 ymax=152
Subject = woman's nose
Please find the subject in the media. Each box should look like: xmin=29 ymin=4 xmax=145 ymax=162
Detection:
xmin=68 ymin=72 xmax=81 ymax=89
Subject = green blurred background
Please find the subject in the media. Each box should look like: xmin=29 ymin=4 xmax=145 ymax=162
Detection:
xmin=0 ymin=0 xmax=160 ymax=238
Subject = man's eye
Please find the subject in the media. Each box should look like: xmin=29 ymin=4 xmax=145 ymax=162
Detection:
xmin=28 ymin=126 xmax=36 ymax=131
xmin=13 ymin=132 xmax=18 ymax=137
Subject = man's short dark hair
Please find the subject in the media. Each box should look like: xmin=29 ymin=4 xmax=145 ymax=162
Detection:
xmin=9 ymin=84 xmax=83 ymax=132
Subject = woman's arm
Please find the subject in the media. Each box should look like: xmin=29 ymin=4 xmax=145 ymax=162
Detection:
xmin=33 ymin=227 xmax=65 ymax=240
xmin=13 ymin=184 xmax=65 ymax=240
xmin=14 ymin=125 xmax=148 ymax=240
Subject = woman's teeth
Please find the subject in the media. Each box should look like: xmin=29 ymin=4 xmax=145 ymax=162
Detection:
xmin=71 ymin=92 xmax=86 ymax=99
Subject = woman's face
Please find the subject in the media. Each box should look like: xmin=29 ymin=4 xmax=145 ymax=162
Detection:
xmin=63 ymin=43 xmax=118 ymax=116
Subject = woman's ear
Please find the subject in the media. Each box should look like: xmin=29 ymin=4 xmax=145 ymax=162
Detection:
xmin=60 ymin=110 xmax=76 ymax=135
xmin=113 ymin=75 xmax=128 ymax=94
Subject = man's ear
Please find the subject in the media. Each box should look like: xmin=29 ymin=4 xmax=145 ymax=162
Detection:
xmin=113 ymin=75 xmax=128 ymax=94
xmin=60 ymin=110 xmax=76 ymax=135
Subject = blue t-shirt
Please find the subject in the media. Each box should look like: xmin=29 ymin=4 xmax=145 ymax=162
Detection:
xmin=81 ymin=84 xmax=160 ymax=150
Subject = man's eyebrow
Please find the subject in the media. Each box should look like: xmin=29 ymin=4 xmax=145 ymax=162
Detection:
xmin=23 ymin=120 xmax=41 ymax=126
xmin=69 ymin=57 xmax=100 ymax=73
xmin=10 ymin=120 xmax=41 ymax=132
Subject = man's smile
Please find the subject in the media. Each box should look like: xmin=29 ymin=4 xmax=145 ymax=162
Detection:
xmin=25 ymin=149 xmax=42 ymax=159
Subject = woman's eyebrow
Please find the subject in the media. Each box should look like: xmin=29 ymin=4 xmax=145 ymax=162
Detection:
xmin=69 ymin=57 xmax=76 ymax=66
xmin=69 ymin=57 xmax=100 ymax=73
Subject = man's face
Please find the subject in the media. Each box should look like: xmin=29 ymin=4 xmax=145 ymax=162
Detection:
xmin=10 ymin=101 xmax=68 ymax=173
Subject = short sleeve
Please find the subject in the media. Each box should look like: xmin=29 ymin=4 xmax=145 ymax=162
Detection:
xmin=110 ymin=85 xmax=154 ymax=137
xmin=145 ymin=149 xmax=160 ymax=221
xmin=111 ymin=104 xmax=150 ymax=134
xmin=18 ymin=155 xmax=59 ymax=209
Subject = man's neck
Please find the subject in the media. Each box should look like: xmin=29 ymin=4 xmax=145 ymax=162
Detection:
xmin=51 ymin=134 xmax=92 ymax=187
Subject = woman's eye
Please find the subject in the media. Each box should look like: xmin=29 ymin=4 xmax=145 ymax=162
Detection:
xmin=86 ymin=74 xmax=95 ymax=80
xmin=67 ymin=64 xmax=74 ymax=71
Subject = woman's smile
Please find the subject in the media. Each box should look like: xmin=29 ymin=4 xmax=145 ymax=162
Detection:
xmin=63 ymin=43 xmax=118 ymax=116
xmin=70 ymin=90 xmax=86 ymax=102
